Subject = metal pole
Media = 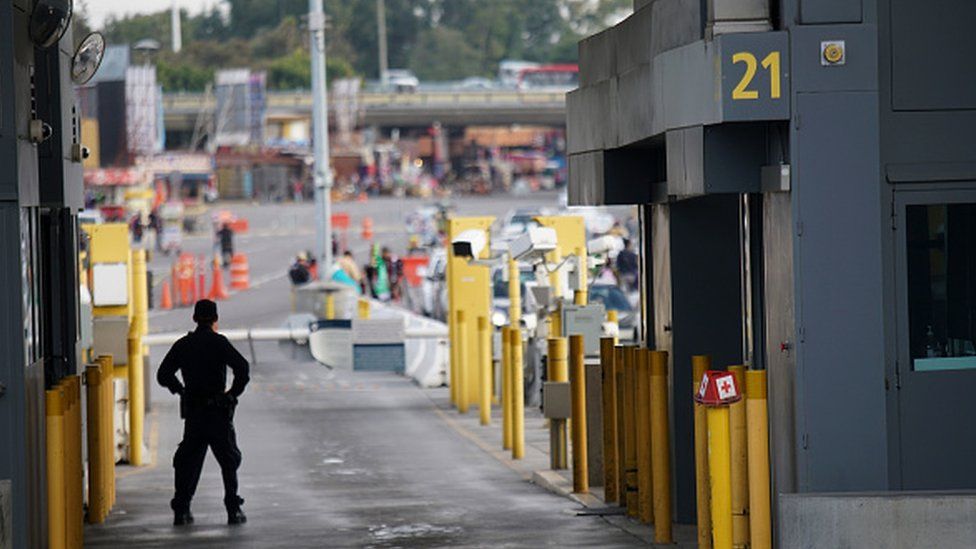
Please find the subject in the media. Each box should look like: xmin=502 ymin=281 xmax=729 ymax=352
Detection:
xmin=600 ymin=338 xmax=619 ymax=503
xmin=693 ymin=356 xmax=713 ymax=549
xmin=310 ymin=0 xmax=334 ymax=271
xmin=746 ymin=370 xmax=772 ymax=549
xmin=377 ymin=0 xmax=389 ymax=85
xmin=570 ymin=335 xmax=588 ymax=493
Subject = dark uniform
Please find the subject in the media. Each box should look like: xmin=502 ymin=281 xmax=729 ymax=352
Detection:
xmin=157 ymin=312 xmax=250 ymax=523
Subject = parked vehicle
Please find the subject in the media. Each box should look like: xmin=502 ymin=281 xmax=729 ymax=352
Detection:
xmin=588 ymin=283 xmax=639 ymax=341
xmin=420 ymin=248 xmax=449 ymax=321
xmin=384 ymin=69 xmax=419 ymax=93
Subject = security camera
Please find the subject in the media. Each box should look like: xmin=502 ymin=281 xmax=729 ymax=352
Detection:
xmin=587 ymin=235 xmax=625 ymax=256
xmin=452 ymin=229 xmax=487 ymax=259
xmin=510 ymin=227 xmax=558 ymax=262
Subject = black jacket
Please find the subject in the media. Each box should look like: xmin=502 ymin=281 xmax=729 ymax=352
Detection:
xmin=157 ymin=327 xmax=250 ymax=402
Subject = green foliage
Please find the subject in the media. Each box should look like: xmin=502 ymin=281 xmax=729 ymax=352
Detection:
xmin=90 ymin=0 xmax=630 ymax=91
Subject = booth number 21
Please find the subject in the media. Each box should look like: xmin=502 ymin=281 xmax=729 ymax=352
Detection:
xmin=732 ymin=51 xmax=781 ymax=100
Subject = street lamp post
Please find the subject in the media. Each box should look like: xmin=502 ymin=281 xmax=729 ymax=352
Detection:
xmin=309 ymin=0 xmax=334 ymax=272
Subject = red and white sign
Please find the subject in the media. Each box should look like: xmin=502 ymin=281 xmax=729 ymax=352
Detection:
xmin=695 ymin=370 xmax=742 ymax=406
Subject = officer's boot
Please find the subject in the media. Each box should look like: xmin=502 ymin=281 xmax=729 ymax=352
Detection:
xmin=171 ymin=499 xmax=194 ymax=526
xmin=226 ymin=496 xmax=247 ymax=525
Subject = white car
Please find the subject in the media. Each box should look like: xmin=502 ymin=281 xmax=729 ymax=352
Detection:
xmin=384 ymin=69 xmax=419 ymax=93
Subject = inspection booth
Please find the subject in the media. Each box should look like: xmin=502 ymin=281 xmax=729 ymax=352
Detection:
xmin=569 ymin=0 xmax=976 ymax=542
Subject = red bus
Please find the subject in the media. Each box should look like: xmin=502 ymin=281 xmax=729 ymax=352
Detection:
xmin=517 ymin=64 xmax=580 ymax=91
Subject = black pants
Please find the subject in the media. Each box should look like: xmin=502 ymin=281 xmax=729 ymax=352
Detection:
xmin=172 ymin=413 xmax=242 ymax=510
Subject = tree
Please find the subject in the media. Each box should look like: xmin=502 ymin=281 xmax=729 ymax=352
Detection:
xmin=408 ymin=27 xmax=481 ymax=80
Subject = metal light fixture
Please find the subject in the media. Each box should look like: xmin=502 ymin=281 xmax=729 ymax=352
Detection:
xmin=29 ymin=0 xmax=73 ymax=49
xmin=71 ymin=32 xmax=106 ymax=85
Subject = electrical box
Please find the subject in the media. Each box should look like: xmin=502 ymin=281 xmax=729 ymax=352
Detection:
xmin=92 ymin=263 xmax=128 ymax=306
xmin=562 ymin=303 xmax=606 ymax=356
xmin=543 ymin=381 xmax=571 ymax=419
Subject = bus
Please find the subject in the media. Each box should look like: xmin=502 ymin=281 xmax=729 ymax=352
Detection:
xmin=516 ymin=64 xmax=579 ymax=91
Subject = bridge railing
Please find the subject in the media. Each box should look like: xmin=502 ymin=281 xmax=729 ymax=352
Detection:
xmin=163 ymin=89 xmax=566 ymax=113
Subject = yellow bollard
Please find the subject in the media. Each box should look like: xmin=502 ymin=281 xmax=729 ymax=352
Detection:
xmin=46 ymin=386 xmax=67 ymax=549
xmin=508 ymin=258 xmax=521 ymax=326
xmin=693 ymin=356 xmax=713 ymax=549
xmin=456 ymin=310 xmax=469 ymax=414
xmin=636 ymin=349 xmax=653 ymax=524
xmin=607 ymin=310 xmax=619 ymax=343
xmin=325 ymin=293 xmax=336 ymax=320
xmin=68 ymin=377 xmax=84 ymax=547
xmin=502 ymin=326 xmax=512 ymax=450
xmin=477 ymin=316 xmax=492 ymax=426
xmin=127 ymin=336 xmax=144 ymax=466
xmin=358 ymin=297 xmax=371 ymax=319
xmin=707 ymin=406 xmax=733 ymax=549
xmin=728 ymin=366 xmax=750 ymax=546
xmin=613 ymin=346 xmax=627 ymax=506
xmin=600 ymin=338 xmax=619 ymax=503
xmin=746 ymin=370 xmax=772 ymax=549
xmin=569 ymin=335 xmax=588 ymax=493
xmin=623 ymin=346 xmax=639 ymax=518
xmin=510 ymin=327 xmax=525 ymax=459
xmin=98 ymin=355 xmax=116 ymax=509
xmin=650 ymin=350 xmax=673 ymax=543
xmin=85 ymin=365 xmax=105 ymax=524
xmin=547 ymin=337 xmax=569 ymax=470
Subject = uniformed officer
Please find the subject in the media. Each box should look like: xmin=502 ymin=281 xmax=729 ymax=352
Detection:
xmin=157 ymin=299 xmax=250 ymax=526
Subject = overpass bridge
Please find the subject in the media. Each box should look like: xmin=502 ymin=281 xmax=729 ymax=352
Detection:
xmin=163 ymin=89 xmax=568 ymax=135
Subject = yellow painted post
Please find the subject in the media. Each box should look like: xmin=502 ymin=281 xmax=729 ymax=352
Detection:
xmin=85 ymin=365 xmax=105 ymax=524
xmin=502 ymin=326 xmax=512 ymax=450
xmin=325 ymin=293 xmax=336 ymax=320
xmin=456 ymin=310 xmax=470 ymax=414
xmin=510 ymin=327 xmax=525 ymax=460
xmin=613 ymin=346 xmax=627 ymax=506
xmin=358 ymin=297 xmax=370 ymax=319
xmin=600 ymin=338 xmax=619 ymax=503
xmin=650 ymin=350 xmax=673 ymax=543
xmin=508 ymin=258 xmax=521 ymax=326
xmin=97 ymin=354 xmax=116 ymax=508
xmin=477 ymin=316 xmax=492 ymax=426
xmin=707 ymin=406 xmax=733 ymax=549
xmin=746 ymin=370 xmax=772 ymax=549
xmin=636 ymin=349 xmax=653 ymax=524
xmin=607 ymin=310 xmax=619 ymax=342
xmin=46 ymin=386 xmax=66 ymax=549
xmin=547 ymin=337 xmax=569 ymax=470
xmin=128 ymin=250 xmax=147 ymax=467
xmin=569 ymin=335 xmax=588 ymax=493
xmin=623 ymin=346 xmax=639 ymax=518
xmin=693 ymin=356 xmax=713 ymax=549
xmin=67 ymin=377 xmax=84 ymax=547
xmin=728 ymin=366 xmax=750 ymax=546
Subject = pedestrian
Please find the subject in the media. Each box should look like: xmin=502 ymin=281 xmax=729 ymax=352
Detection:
xmin=288 ymin=253 xmax=311 ymax=286
xmin=156 ymin=300 xmax=250 ymax=526
xmin=217 ymin=223 xmax=234 ymax=267
xmin=615 ymin=239 xmax=639 ymax=291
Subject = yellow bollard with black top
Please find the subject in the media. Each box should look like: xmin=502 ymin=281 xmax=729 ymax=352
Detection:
xmin=510 ymin=327 xmax=525 ymax=459
xmin=698 ymin=369 xmax=743 ymax=549
xmin=502 ymin=326 xmax=513 ymax=450
xmin=569 ymin=334 xmax=588 ymax=493
xmin=649 ymin=350 xmax=673 ymax=543
xmin=746 ymin=370 xmax=772 ymax=549
xmin=693 ymin=355 xmax=713 ymax=549
xmin=636 ymin=348 xmax=653 ymax=524
xmin=46 ymin=386 xmax=67 ymax=549
xmin=622 ymin=346 xmax=639 ymax=518
xmin=547 ymin=337 xmax=569 ymax=470
xmin=478 ymin=316 xmax=492 ymax=426
xmin=600 ymin=338 xmax=618 ymax=503
xmin=728 ymin=365 xmax=750 ymax=546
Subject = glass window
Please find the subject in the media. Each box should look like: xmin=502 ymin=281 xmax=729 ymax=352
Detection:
xmin=907 ymin=203 xmax=976 ymax=371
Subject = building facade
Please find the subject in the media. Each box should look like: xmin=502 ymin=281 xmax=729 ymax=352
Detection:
xmin=569 ymin=0 xmax=976 ymax=541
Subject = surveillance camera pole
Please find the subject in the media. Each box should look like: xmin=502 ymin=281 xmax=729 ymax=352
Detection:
xmin=310 ymin=0 xmax=334 ymax=272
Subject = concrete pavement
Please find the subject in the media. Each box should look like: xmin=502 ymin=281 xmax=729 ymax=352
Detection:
xmin=85 ymin=341 xmax=646 ymax=547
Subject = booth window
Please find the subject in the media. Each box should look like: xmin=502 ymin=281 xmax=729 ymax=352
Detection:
xmin=907 ymin=203 xmax=976 ymax=371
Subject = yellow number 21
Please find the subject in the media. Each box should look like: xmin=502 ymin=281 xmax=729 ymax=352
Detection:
xmin=732 ymin=51 xmax=781 ymax=100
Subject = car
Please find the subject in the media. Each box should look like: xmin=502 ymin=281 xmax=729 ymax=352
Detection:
xmin=588 ymin=283 xmax=640 ymax=341
xmin=384 ymin=69 xmax=419 ymax=93
xmin=490 ymin=263 xmax=536 ymax=327
xmin=459 ymin=77 xmax=495 ymax=90
xmin=496 ymin=207 xmax=555 ymax=240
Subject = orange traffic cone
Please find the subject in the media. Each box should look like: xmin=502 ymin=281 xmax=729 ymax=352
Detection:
xmin=160 ymin=280 xmax=173 ymax=310
xmin=230 ymin=253 xmax=250 ymax=290
xmin=362 ymin=217 xmax=374 ymax=240
xmin=357 ymin=191 xmax=368 ymax=203
xmin=209 ymin=258 xmax=230 ymax=300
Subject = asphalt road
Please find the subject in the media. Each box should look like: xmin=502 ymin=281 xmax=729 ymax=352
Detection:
xmin=88 ymin=192 xmax=646 ymax=547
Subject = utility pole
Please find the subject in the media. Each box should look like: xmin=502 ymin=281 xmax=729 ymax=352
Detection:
xmin=377 ymin=0 xmax=389 ymax=85
xmin=309 ymin=0 xmax=333 ymax=271
xmin=171 ymin=1 xmax=182 ymax=53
